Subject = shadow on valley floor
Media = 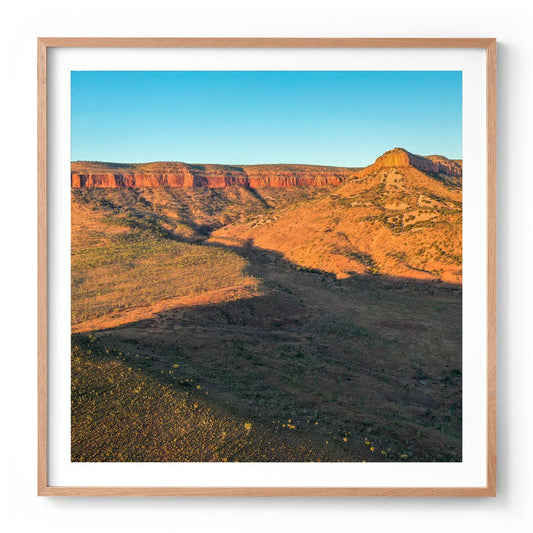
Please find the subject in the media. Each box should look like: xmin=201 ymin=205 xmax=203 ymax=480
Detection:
xmin=72 ymin=237 xmax=462 ymax=463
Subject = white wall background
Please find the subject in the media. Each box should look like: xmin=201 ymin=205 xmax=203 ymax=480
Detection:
xmin=0 ymin=1 xmax=531 ymax=531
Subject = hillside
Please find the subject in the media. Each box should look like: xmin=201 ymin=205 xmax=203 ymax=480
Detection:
xmin=213 ymin=148 xmax=462 ymax=283
xmin=70 ymin=148 xmax=462 ymax=462
xmin=71 ymin=149 xmax=462 ymax=282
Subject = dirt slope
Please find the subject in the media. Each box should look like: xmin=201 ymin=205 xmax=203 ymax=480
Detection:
xmin=212 ymin=149 xmax=462 ymax=283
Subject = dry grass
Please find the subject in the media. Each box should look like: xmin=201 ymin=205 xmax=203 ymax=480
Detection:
xmin=72 ymin=337 xmax=357 ymax=462
xmin=71 ymin=169 xmax=462 ymax=463
xmin=72 ymin=235 xmax=256 ymax=324
xmin=214 ymin=166 xmax=462 ymax=283
xmin=71 ymin=189 xmax=265 ymax=324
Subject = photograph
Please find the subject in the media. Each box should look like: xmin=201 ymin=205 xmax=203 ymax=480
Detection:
xmin=8 ymin=0 xmax=533 ymax=529
xmin=70 ymin=69 xmax=464 ymax=464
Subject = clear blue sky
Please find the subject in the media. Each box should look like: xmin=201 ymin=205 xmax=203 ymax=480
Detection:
xmin=71 ymin=71 xmax=462 ymax=167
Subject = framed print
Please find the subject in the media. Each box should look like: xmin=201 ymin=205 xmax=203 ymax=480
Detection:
xmin=37 ymin=38 xmax=496 ymax=496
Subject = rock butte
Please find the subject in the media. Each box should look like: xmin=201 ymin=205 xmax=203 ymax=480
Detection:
xmin=364 ymin=148 xmax=462 ymax=178
xmin=71 ymin=148 xmax=461 ymax=189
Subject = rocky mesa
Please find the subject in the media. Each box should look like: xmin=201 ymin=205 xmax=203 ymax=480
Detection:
xmin=71 ymin=161 xmax=355 ymax=189
xmin=71 ymin=148 xmax=461 ymax=189
xmin=363 ymin=148 xmax=462 ymax=178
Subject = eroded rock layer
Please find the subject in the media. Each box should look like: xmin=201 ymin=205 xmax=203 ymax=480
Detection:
xmin=71 ymin=148 xmax=462 ymax=189
xmin=71 ymin=162 xmax=353 ymax=188
xmin=367 ymin=148 xmax=462 ymax=178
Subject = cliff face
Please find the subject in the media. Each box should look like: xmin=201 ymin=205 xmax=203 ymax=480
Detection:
xmin=426 ymin=155 xmax=463 ymax=177
xmin=369 ymin=148 xmax=462 ymax=178
xmin=71 ymin=172 xmax=197 ymax=188
xmin=244 ymin=167 xmax=344 ymax=187
xmin=71 ymin=148 xmax=461 ymax=189
xmin=71 ymin=162 xmax=350 ymax=189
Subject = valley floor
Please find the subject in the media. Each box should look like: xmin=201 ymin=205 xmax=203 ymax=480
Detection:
xmin=72 ymin=242 xmax=461 ymax=462
xmin=71 ymin=187 xmax=462 ymax=462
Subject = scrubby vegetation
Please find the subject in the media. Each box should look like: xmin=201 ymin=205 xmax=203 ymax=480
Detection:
xmin=71 ymin=161 xmax=462 ymax=463
xmin=214 ymin=166 xmax=462 ymax=283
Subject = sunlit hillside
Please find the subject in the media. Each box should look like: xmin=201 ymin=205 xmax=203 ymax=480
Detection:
xmin=214 ymin=151 xmax=462 ymax=283
xmin=71 ymin=149 xmax=462 ymax=463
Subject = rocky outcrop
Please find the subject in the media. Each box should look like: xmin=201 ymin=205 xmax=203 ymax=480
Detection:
xmin=71 ymin=162 xmax=351 ymax=188
xmin=244 ymin=167 xmax=343 ymax=187
xmin=369 ymin=148 xmax=462 ymax=178
xmin=71 ymin=148 xmax=461 ymax=189
xmin=71 ymin=172 xmax=197 ymax=188
xmin=426 ymin=155 xmax=463 ymax=177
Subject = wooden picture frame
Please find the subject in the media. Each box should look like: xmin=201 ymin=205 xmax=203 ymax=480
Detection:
xmin=38 ymin=37 xmax=496 ymax=497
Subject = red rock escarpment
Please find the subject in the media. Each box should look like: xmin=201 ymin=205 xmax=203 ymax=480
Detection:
xmin=71 ymin=163 xmax=351 ymax=188
xmin=367 ymin=148 xmax=462 ymax=178
xmin=71 ymin=172 xmax=198 ymax=188
xmin=71 ymin=148 xmax=461 ymax=189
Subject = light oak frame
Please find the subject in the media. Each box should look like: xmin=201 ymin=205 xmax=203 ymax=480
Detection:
xmin=37 ymin=37 xmax=497 ymax=497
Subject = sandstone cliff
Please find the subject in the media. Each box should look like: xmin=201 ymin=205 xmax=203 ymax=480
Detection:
xmin=71 ymin=161 xmax=353 ymax=189
xmin=364 ymin=148 xmax=462 ymax=178
xmin=71 ymin=148 xmax=461 ymax=189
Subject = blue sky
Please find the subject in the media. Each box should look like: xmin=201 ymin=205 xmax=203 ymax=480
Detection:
xmin=71 ymin=71 xmax=462 ymax=167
